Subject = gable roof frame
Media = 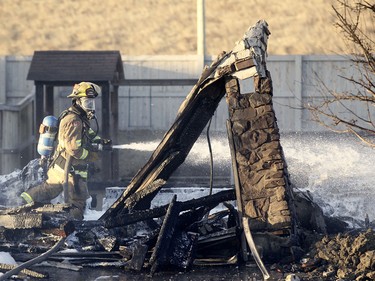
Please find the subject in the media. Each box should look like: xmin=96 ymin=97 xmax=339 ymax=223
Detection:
xmin=27 ymin=50 xmax=125 ymax=84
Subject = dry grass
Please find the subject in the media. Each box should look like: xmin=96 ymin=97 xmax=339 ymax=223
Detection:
xmin=0 ymin=0 xmax=367 ymax=56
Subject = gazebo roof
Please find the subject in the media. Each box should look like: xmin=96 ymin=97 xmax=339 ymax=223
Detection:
xmin=27 ymin=50 xmax=125 ymax=84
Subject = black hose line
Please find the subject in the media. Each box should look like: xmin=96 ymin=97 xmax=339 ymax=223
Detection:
xmin=206 ymin=117 xmax=214 ymax=196
xmin=0 ymin=238 xmax=66 ymax=281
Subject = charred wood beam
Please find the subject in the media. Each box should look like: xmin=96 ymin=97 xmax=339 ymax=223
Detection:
xmin=0 ymin=263 xmax=47 ymax=279
xmin=2 ymin=251 xmax=125 ymax=265
xmin=193 ymin=255 xmax=238 ymax=266
xmin=0 ymin=213 xmax=74 ymax=232
xmin=34 ymin=261 xmax=82 ymax=271
xmin=11 ymin=251 xmax=124 ymax=263
xmin=101 ymin=55 xmax=229 ymax=220
xmin=149 ymin=195 xmax=179 ymax=276
xmin=195 ymin=227 xmax=241 ymax=262
xmin=6 ymin=255 xmax=124 ymax=266
xmin=55 ymin=257 xmax=124 ymax=265
xmin=176 ymin=206 xmax=208 ymax=230
xmin=123 ymin=243 xmax=149 ymax=271
xmin=0 ymin=203 xmax=75 ymax=235
xmin=167 ymin=230 xmax=198 ymax=270
xmin=74 ymin=189 xmax=234 ymax=230
xmin=0 ymin=243 xmax=48 ymax=254
xmin=0 ymin=213 xmax=43 ymax=229
xmin=124 ymin=178 xmax=167 ymax=211
xmin=90 ymin=226 xmax=117 ymax=252
xmin=187 ymin=209 xmax=231 ymax=234
xmin=0 ymin=204 xmax=35 ymax=215
xmin=101 ymin=21 xmax=270 ymax=219
xmin=197 ymin=226 xmax=238 ymax=245
xmin=82 ymin=261 xmax=126 ymax=268
xmin=102 ymin=189 xmax=235 ymax=229
xmin=0 ymin=203 xmax=69 ymax=216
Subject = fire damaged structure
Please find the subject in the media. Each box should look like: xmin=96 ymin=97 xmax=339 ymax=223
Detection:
xmin=0 ymin=20 xmax=313 ymax=279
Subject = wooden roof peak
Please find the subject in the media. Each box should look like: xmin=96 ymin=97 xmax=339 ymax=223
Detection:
xmin=27 ymin=50 xmax=125 ymax=84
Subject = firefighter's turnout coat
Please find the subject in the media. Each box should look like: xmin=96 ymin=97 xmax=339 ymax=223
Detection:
xmin=26 ymin=106 xmax=99 ymax=219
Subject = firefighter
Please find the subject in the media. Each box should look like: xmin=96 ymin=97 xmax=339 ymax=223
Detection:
xmin=21 ymin=82 xmax=111 ymax=220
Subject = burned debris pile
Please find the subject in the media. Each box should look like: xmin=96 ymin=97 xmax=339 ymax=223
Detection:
xmin=0 ymin=189 xmax=243 ymax=278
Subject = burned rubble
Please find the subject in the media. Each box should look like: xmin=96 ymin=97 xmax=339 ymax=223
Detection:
xmin=0 ymin=189 xmax=240 ymax=277
xmin=281 ymin=229 xmax=375 ymax=281
xmin=0 ymin=20 xmax=373 ymax=281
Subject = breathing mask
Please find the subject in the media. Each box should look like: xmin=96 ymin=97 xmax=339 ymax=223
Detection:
xmin=78 ymin=97 xmax=96 ymax=119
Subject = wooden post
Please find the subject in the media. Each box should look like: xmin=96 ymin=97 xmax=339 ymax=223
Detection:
xmin=149 ymin=195 xmax=179 ymax=276
xmin=0 ymin=57 xmax=5 ymax=104
xmin=1 ymin=111 xmax=19 ymax=173
xmin=34 ymin=83 xmax=44 ymax=141
xmin=101 ymin=82 xmax=112 ymax=181
xmin=45 ymin=85 xmax=54 ymax=117
xmin=111 ymin=85 xmax=119 ymax=180
xmin=197 ymin=0 xmax=206 ymax=69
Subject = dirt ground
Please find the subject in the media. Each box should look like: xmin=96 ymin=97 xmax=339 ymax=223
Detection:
xmin=1 ymin=0 xmax=373 ymax=57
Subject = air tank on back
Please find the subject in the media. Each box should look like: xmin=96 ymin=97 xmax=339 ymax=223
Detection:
xmin=37 ymin=115 xmax=58 ymax=158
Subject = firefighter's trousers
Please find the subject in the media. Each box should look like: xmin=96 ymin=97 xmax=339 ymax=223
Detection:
xmin=26 ymin=164 xmax=89 ymax=220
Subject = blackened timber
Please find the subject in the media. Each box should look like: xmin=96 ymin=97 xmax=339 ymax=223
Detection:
xmin=34 ymin=261 xmax=82 ymax=271
xmin=149 ymin=195 xmax=179 ymax=275
xmin=167 ymin=231 xmax=198 ymax=269
xmin=0 ymin=263 xmax=47 ymax=279
xmin=195 ymin=227 xmax=240 ymax=262
xmin=124 ymin=178 xmax=167 ymax=211
xmin=177 ymin=206 xmax=208 ymax=230
xmin=197 ymin=226 xmax=237 ymax=245
xmin=118 ymin=76 xmax=225 ymax=212
xmin=12 ymin=251 xmax=124 ymax=263
xmin=101 ymin=55 xmax=229 ymax=220
xmin=0 ymin=203 xmax=38 ymax=215
xmin=0 ymin=213 xmax=43 ymax=229
xmin=103 ymin=189 xmax=235 ymax=228
xmin=90 ymin=226 xmax=117 ymax=252
xmin=123 ymin=243 xmax=149 ymax=271
xmin=71 ymin=189 xmax=234 ymax=230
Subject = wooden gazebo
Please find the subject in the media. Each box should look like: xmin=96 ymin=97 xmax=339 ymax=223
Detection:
xmin=27 ymin=50 xmax=125 ymax=181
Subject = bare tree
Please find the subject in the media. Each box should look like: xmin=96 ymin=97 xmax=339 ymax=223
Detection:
xmin=306 ymin=0 xmax=375 ymax=146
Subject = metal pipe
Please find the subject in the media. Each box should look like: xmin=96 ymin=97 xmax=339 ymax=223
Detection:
xmin=197 ymin=0 xmax=206 ymax=61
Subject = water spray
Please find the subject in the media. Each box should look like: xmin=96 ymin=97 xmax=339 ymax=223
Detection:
xmin=111 ymin=144 xmax=137 ymax=150
xmin=111 ymin=142 xmax=158 ymax=152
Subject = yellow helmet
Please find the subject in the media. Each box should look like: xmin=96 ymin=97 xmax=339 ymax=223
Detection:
xmin=67 ymin=82 xmax=101 ymax=99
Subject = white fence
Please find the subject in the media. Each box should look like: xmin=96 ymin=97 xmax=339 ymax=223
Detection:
xmin=0 ymin=54 xmax=362 ymax=134
xmin=0 ymin=54 xmax=367 ymax=175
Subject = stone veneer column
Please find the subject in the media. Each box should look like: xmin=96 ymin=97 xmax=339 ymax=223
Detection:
xmin=225 ymin=72 xmax=295 ymax=235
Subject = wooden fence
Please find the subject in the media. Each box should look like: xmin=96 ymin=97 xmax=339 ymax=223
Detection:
xmin=117 ymin=55 xmax=364 ymax=133
xmin=0 ymin=93 xmax=35 ymax=174
xmin=0 ymin=54 xmax=367 ymax=174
